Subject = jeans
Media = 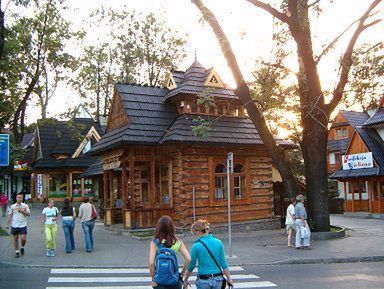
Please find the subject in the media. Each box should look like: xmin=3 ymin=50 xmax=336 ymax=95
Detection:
xmin=62 ymin=219 xmax=75 ymax=253
xmin=295 ymin=219 xmax=311 ymax=248
xmin=195 ymin=276 xmax=224 ymax=289
xmin=81 ymin=220 xmax=95 ymax=252
xmin=45 ymin=224 xmax=57 ymax=250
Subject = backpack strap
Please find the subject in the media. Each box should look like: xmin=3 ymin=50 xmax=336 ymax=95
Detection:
xmin=197 ymin=240 xmax=223 ymax=276
xmin=154 ymin=239 xmax=164 ymax=249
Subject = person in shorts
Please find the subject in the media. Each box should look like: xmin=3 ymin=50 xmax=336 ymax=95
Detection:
xmin=5 ymin=193 xmax=30 ymax=258
xmin=285 ymin=197 xmax=296 ymax=247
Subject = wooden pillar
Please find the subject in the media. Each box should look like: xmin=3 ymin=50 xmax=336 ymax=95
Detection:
xmin=368 ymin=181 xmax=373 ymax=213
xmin=122 ymin=159 xmax=127 ymax=210
xmin=103 ymin=171 xmax=108 ymax=209
xmin=69 ymin=173 xmax=73 ymax=200
xmin=168 ymin=160 xmax=173 ymax=207
xmin=130 ymin=159 xmax=135 ymax=209
xmin=351 ymin=182 xmax=355 ymax=212
xmin=81 ymin=178 xmax=85 ymax=198
xmin=343 ymin=181 xmax=347 ymax=212
xmin=46 ymin=173 xmax=50 ymax=200
xmin=109 ymin=171 xmax=115 ymax=208
xmin=150 ymin=160 xmax=156 ymax=207
xmin=377 ymin=181 xmax=382 ymax=213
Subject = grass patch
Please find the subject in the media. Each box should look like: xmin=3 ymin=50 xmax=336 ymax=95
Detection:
xmin=0 ymin=227 xmax=9 ymax=236
xmin=330 ymin=226 xmax=343 ymax=232
xmin=131 ymin=229 xmax=155 ymax=238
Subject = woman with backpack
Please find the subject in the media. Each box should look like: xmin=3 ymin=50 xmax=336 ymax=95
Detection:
xmin=61 ymin=198 xmax=76 ymax=254
xmin=149 ymin=215 xmax=191 ymax=289
xmin=184 ymin=219 xmax=234 ymax=289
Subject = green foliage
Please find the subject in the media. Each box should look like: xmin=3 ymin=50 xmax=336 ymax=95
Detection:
xmin=191 ymin=117 xmax=212 ymax=140
xmin=250 ymin=21 xmax=300 ymax=140
xmin=345 ymin=42 xmax=384 ymax=111
xmin=9 ymin=141 xmax=25 ymax=165
xmin=197 ymin=88 xmax=215 ymax=108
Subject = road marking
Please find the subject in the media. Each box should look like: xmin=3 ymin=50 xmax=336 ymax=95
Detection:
xmin=233 ymin=281 xmax=277 ymax=288
xmin=48 ymin=274 xmax=259 ymax=283
xmin=51 ymin=266 xmax=243 ymax=274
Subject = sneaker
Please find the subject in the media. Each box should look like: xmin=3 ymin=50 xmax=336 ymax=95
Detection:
xmin=20 ymin=248 xmax=25 ymax=256
xmin=46 ymin=249 xmax=51 ymax=257
xmin=50 ymin=250 xmax=55 ymax=257
xmin=15 ymin=252 xmax=20 ymax=258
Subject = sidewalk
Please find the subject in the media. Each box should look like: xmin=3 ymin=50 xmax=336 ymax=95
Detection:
xmin=1 ymin=209 xmax=383 ymax=268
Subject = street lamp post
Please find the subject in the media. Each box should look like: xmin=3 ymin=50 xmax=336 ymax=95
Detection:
xmin=227 ymin=152 xmax=233 ymax=257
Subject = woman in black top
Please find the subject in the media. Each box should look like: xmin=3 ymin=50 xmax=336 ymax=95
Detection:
xmin=61 ymin=198 xmax=76 ymax=253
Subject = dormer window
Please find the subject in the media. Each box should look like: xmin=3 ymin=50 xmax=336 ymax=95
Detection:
xmin=82 ymin=138 xmax=93 ymax=154
xmin=204 ymin=68 xmax=225 ymax=88
xmin=166 ymin=73 xmax=177 ymax=90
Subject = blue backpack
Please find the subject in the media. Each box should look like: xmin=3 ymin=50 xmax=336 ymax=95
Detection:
xmin=154 ymin=239 xmax=179 ymax=286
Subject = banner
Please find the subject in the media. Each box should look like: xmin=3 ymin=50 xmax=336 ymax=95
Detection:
xmin=37 ymin=174 xmax=43 ymax=198
xmin=342 ymin=152 xmax=374 ymax=170
xmin=0 ymin=134 xmax=9 ymax=166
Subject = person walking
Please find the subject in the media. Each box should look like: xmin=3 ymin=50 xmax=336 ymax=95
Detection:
xmin=295 ymin=194 xmax=311 ymax=249
xmin=78 ymin=196 xmax=95 ymax=252
xmin=5 ymin=193 xmax=30 ymax=258
xmin=0 ymin=192 xmax=8 ymax=217
xmin=149 ymin=216 xmax=190 ymax=289
xmin=41 ymin=199 xmax=59 ymax=257
xmin=285 ymin=197 xmax=296 ymax=247
xmin=184 ymin=219 xmax=234 ymax=289
xmin=61 ymin=198 xmax=76 ymax=253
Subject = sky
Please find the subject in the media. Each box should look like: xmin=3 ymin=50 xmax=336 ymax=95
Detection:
xmin=8 ymin=0 xmax=384 ymax=129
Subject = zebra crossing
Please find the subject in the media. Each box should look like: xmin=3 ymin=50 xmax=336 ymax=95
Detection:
xmin=46 ymin=266 xmax=277 ymax=288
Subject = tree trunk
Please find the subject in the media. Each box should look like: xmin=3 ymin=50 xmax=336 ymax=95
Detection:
xmin=302 ymin=118 xmax=330 ymax=232
xmin=0 ymin=1 xmax=4 ymax=61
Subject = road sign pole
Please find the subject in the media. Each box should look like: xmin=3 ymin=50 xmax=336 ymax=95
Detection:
xmin=227 ymin=152 xmax=233 ymax=257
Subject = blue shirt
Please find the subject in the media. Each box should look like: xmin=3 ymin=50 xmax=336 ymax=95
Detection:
xmin=188 ymin=234 xmax=228 ymax=274
xmin=295 ymin=202 xmax=307 ymax=220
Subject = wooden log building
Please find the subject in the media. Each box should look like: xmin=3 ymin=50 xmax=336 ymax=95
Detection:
xmin=89 ymin=59 xmax=294 ymax=229
xmin=330 ymin=97 xmax=384 ymax=214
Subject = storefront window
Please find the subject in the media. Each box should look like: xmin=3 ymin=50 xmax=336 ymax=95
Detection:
xmin=160 ymin=167 xmax=169 ymax=204
xmin=84 ymin=178 xmax=93 ymax=196
xmin=50 ymin=174 xmax=67 ymax=197
xmin=72 ymin=175 xmax=82 ymax=197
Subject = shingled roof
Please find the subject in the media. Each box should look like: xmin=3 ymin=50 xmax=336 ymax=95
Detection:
xmin=165 ymin=60 xmax=237 ymax=100
xmin=364 ymin=107 xmax=384 ymax=127
xmin=330 ymin=127 xmax=384 ymax=179
xmin=331 ymin=110 xmax=370 ymax=128
xmin=33 ymin=118 xmax=104 ymax=169
xmin=327 ymin=138 xmax=351 ymax=153
xmin=89 ymin=59 xmax=295 ymax=155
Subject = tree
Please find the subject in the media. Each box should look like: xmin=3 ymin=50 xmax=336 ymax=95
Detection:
xmin=72 ymin=43 xmax=114 ymax=121
xmin=73 ymin=9 xmax=188 ymax=118
xmin=192 ymin=0 xmax=382 ymax=231
xmin=4 ymin=0 xmax=79 ymax=143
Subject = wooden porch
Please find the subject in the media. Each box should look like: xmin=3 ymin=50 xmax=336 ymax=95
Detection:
xmin=102 ymin=149 xmax=174 ymax=229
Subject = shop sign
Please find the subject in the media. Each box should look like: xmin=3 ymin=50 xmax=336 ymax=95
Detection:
xmin=342 ymin=152 xmax=374 ymax=170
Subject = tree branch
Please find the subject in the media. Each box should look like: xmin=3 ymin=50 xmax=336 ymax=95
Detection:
xmin=191 ymin=0 xmax=300 ymax=195
xmin=326 ymin=0 xmax=382 ymax=115
xmin=315 ymin=17 xmax=361 ymax=64
xmin=245 ymin=0 xmax=290 ymax=24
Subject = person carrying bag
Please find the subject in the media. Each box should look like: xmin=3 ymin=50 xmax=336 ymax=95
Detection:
xmin=184 ymin=219 xmax=234 ymax=289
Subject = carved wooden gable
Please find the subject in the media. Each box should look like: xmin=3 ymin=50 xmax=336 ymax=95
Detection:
xmin=204 ymin=68 xmax=225 ymax=88
xmin=107 ymin=90 xmax=129 ymax=133
xmin=166 ymin=73 xmax=177 ymax=90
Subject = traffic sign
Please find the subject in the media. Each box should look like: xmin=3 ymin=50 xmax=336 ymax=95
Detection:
xmin=0 ymin=134 xmax=9 ymax=166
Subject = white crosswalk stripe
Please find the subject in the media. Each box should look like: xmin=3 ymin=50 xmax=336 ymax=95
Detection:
xmin=46 ymin=266 xmax=277 ymax=288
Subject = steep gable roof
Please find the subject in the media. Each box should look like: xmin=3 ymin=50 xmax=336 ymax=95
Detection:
xmin=165 ymin=60 xmax=237 ymax=100
xmin=339 ymin=110 xmax=370 ymax=128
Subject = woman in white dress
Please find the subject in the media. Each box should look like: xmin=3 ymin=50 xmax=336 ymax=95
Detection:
xmin=285 ymin=197 xmax=296 ymax=247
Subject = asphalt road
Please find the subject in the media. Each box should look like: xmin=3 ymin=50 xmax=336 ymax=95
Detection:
xmin=0 ymin=262 xmax=383 ymax=289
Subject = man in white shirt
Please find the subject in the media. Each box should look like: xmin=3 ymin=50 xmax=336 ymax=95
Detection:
xmin=5 ymin=193 xmax=31 ymax=258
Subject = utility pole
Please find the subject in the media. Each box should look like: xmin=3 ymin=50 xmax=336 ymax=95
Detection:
xmin=227 ymin=152 xmax=233 ymax=257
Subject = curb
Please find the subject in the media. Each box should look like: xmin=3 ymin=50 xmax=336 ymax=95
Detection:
xmin=1 ymin=255 xmax=384 ymax=269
